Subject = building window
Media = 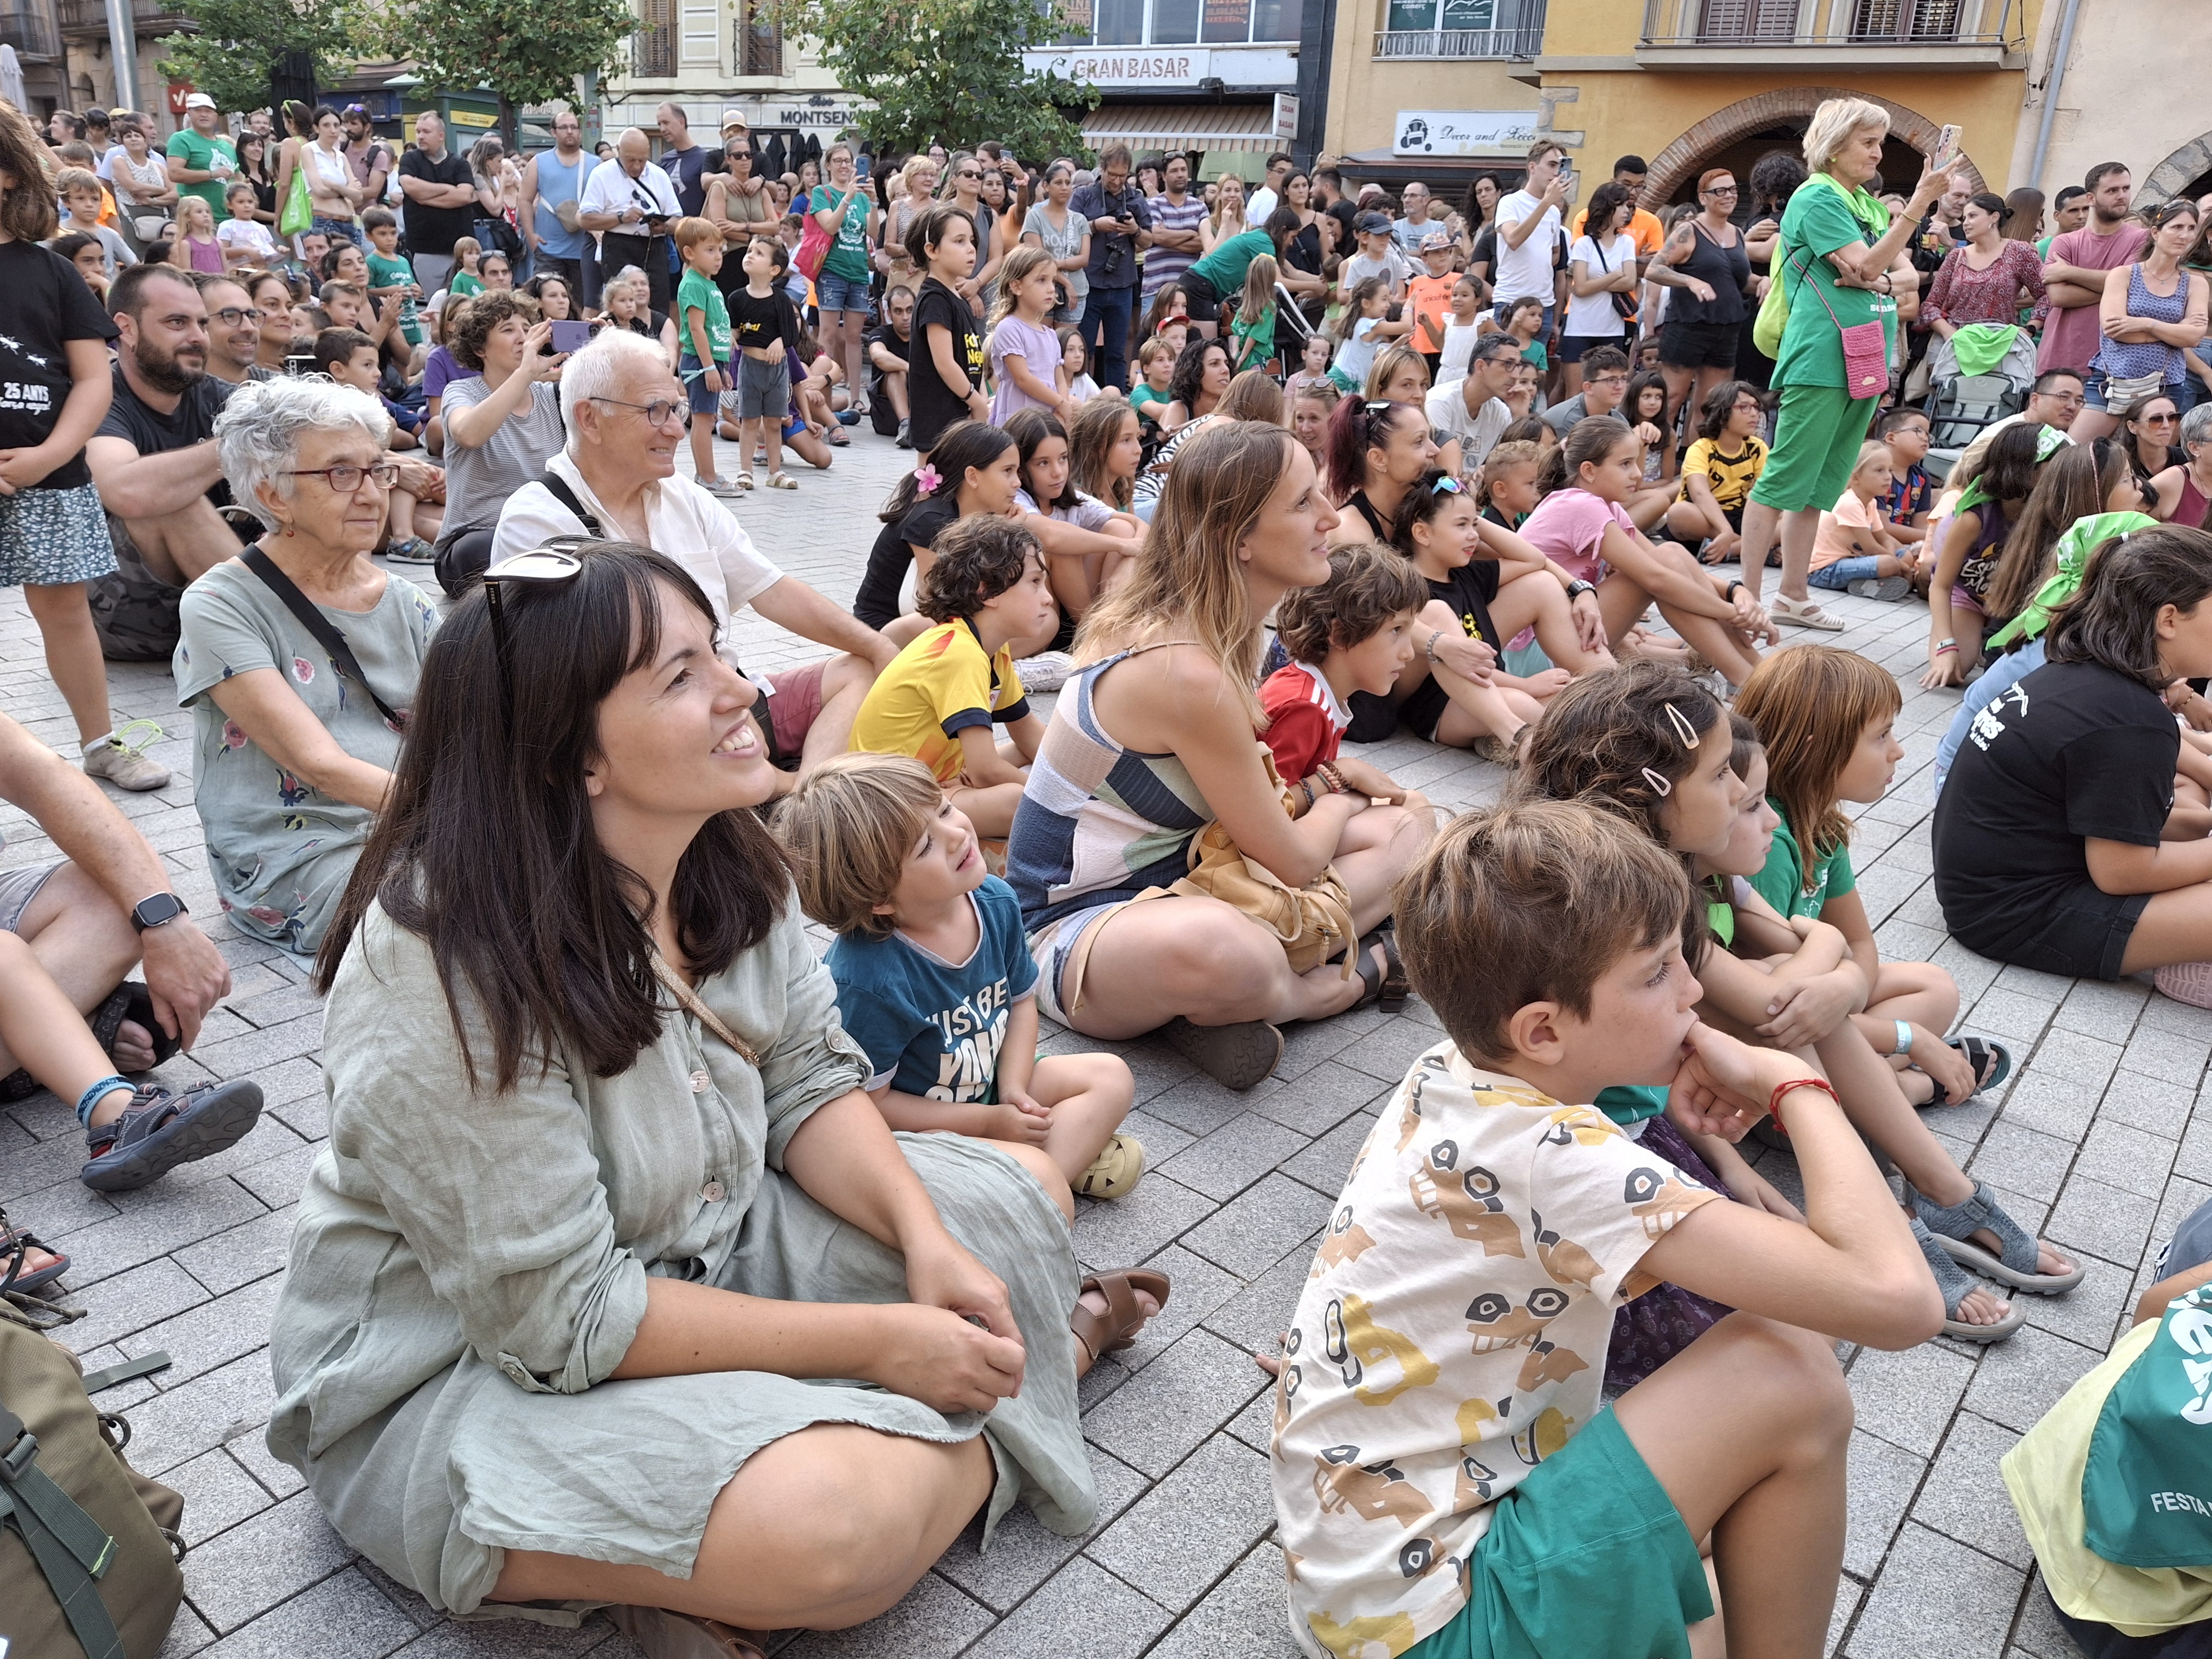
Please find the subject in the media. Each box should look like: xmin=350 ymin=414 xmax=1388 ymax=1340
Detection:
xmin=1387 ymin=0 xmax=1493 ymax=31
xmin=1694 ymin=0 xmax=1797 ymax=37
xmin=1374 ymin=0 xmax=1544 ymax=56
xmin=1052 ymin=0 xmax=1297 ymax=47
xmin=633 ymin=0 xmax=673 ymax=77
xmin=740 ymin=0 xmax=782 ymax=73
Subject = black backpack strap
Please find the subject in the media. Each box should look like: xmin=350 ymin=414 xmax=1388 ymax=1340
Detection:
xmin=0 ymin=1403 xmax=126 ymax=1659
xmin=534 ymin=468 xmax=605 ymax=537
xmin=239 ymin=546 xmax=404 ymax=729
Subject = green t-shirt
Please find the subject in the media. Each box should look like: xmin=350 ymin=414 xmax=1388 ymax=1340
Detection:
xmin=1187 ymin=228 xmax=1273 ymax=299
xmin=448 ymin=271 xmax=484 ymax=297
xmin=1593 ymin=1083 xmax=1667 ymax=1127
xmin=366 ymin=248 xmax=421 ymax=343
xmin=165 ymin=129 xmax=237 ymax=214
xmin=678 ymin=267 xmax=732 ymax=362
xmin=816 ymin=185 xmax=872 ymax=282
xmin=1129 ymin=383 xmax=1168 ymax=424
xmin=1748 ymin=800 xmax=1857 ymax=922
xmin=1771 ymin=178 xmax=1897 ymax=393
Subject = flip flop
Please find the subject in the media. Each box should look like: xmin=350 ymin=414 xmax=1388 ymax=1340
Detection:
xmin=1074 ymin=1134 xmax=1147 ymax=1200
xmin=0 ymin=1206 xmax=67 ymax=1296
xmin=1912 ymin=1179 xmax=2084 ymax=1295
xmin=607 ymin=1606 xmax=767 ymax=1658
xmin=1159 ymin=1015 xmax=1281 ymax=1091
xmin=1924 ymin=1036 xmax=2011 ymax=1105
xmin=1910 ymin=1216 xmax=2024 ymax=1343
xmin=1070 ymin=1266 xmax=1173 ymax=1366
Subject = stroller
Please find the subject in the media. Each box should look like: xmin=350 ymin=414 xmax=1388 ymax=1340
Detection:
xmin=1917 ymin=324 xmax=2038 ymax=479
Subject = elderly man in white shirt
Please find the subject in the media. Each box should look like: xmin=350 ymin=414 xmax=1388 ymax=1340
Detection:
xmin=496 ymin=330 xmax=898 ymax=788
xmin=578 ymin=126 xmax=683 ymax=317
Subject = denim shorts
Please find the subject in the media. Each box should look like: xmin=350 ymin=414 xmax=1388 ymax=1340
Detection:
xmin=815 ymin=269 xmax=873 ymax=315
xmin=1809 ymin=555 xmax=1885 ymax=589
xmin=737 ymin=351 xmax=789 ymax=420
xmin=678 ymin=354 xmax=726 ymax=415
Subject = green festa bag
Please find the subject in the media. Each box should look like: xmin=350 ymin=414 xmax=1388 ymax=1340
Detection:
xmin=279 ymin=153 xmax=312 ymax=238
xmin=2081 ymin=1283 xmax=2212 ymax=1568
xmin=0 ymin=1297 xmax=183 ymax=1659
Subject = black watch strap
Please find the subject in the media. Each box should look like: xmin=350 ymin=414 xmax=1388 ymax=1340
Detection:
xmin=130 ymin=892 xmax=188 ymax=931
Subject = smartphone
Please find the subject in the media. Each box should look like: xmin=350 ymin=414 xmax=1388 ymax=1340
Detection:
xmin=1930 ymin=123 xmax=1964 ymax=175
xmin=549 ymin=319 xmax=592 ymax=354
xmin=854 ymin=152 xmax=872 ymax=181
xmin=1556 ymin=169 xmax=1577 ymax=195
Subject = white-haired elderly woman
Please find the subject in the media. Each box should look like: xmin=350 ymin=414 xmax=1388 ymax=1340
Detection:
xmin=174 ymin=377 xmax=438 ymax=957
xmin=1736 ymin=96 xmax=1949 ymax=630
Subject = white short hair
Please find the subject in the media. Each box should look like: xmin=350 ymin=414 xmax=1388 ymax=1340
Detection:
xmin=1803 ymin=98 xmax=1890 ymax=177
xmin=560 ymin=326 xmax=675 ymax=436
xmin=213 ymin=376 xmax=394 ymax=528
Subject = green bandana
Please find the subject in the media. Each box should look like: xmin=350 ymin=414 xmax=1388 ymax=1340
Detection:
xmin=1805 ymin=170 xmax=1892 ymax=240
xmin=1949 ymin=322 xmax=2023 ymax=378
xmin=1987 ymin=511 xmax=2157 ymax=650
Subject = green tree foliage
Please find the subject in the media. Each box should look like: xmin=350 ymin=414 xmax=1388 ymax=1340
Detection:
xmin=766 ymin=0 xmax=1098 ymax=160
xmin=159 ymin=0 xmax=358 ymax=117
xmin=372 ymin=0 xmax=632 ymax=145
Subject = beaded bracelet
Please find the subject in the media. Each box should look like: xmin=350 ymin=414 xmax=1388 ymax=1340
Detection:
xmin=1765 ymin=1075 xmax=1839 ymax=1137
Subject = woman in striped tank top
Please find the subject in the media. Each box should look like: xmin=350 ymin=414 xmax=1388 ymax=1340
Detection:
xmin=1004 ymin=421 xmax=1437 ymax=1089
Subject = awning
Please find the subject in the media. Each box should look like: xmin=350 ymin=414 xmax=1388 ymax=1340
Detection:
xmin=1081 ymin=99 xmax=1275 ymax=152
xmin=1335 ymin=144 xmax=1525 ymax=182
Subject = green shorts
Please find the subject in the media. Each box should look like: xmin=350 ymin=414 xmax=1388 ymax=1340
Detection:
xmin=1409 ymin=1406 xmax=1712 ymax=1659
xmin=1749 ymin=384 xmax=1881 ymax=515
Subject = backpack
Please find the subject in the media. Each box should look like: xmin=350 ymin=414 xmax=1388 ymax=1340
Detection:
xmin=0 ymin=1296 xmax=183 ymax=1658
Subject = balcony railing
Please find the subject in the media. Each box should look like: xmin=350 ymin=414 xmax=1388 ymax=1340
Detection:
xmin=1639 ymin=0 xmax=2020 ymax=48
xmin=56 ymin=0 xmax=189 ymax=35
xmin=737 ymin=3 xmax=781 ymax=76
xmin=1373 ymin=25 xmax=1543 ymax=57
xmin=0 ymin=0 xmax=60 ymax=59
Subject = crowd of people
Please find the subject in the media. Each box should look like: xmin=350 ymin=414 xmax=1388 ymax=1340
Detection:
xmin=5 ymin=87 xmax=2212 ymax=1659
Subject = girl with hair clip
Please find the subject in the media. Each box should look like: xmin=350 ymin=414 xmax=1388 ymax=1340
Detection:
xmin=1323 ymin=396 xmax=1437 ymax=544
xmin=1004 ymin=406 xmax=1139 ymax=633
xmin=1935 ymin=524 xmax=2212 ymax=989
xmin=1921 ymin=420 xmax=2055 ymax=687
xmin=1522 ymin=664 xmax=2073 ymax=1349
xmin=852 ymin=421 xmax=1024 ymax=632
xmin=1518 ymin=416 xmax=1774 ymax=687
xmin=1324 ymin=276 xmax=1399 ymax=394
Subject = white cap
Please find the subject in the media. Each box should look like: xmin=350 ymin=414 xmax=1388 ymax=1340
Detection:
xmin=719 ymin=109 xmax=747 ymax=132
xmin=183 ymin=91 xmax=217 ymax=110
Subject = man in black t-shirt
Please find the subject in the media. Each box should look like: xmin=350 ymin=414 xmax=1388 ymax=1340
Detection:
xmin=396 ymin=112 xmax=478 ymax=295
xmin=866 ymin=284 xmax=914 ymax=440
xmin=84 ymin=265 xmax=241 ymax=661
xmin=655 ymin=102 xmax=715 ymax=217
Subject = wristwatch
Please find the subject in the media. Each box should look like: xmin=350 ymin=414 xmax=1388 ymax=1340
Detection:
xmin=130 ymin=892 xmax=188 ymax=931
xmin=1564 ymin=578 xmax=1596 ymax=600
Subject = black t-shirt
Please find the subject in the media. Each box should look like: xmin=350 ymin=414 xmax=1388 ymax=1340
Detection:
xmin=853 ymin=494 xmax=959 ymax=629
xmin=95 ymin=367 xmax=233 ymax=507
xmin=1426 ymin=558 xmax=1502 ymax=648
xmin=728 ymin=285 xmax=795 ymax=353
xmin=0 ymin=241 xmax=118 ymax=490
xmin=396 ymin=146 xmax=475 ymax=259
xmin=867 ymin=323 xmax=909 ymax=393
xmin=909 ymin=277 xmax=982 ymax=452
xmin=1932 ymin=659 xmax=2178 ymax=941
xmin=663 ymin=142 xmax=715 ymax=217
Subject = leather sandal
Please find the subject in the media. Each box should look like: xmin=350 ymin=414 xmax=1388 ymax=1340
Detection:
xmin=1347 ymin=926 xmax=1409 ymax=1014
xmin=1070 ymin=1267 xmax=1172 ymax=1367
xmin=607 ymin=1606 xmax=768 ymax=1659
xmin=1073 ymin=1133 xmax=1147 ymax=1199
xmin=89 ymin=980 xmax=182 ymax=1074
xmin=0 ymin=1205 xmax=67 ymax=1296
xmin=1160 ymin=1015 xmax=1281 ymax=1091
xmin=1924 ymin=1036 xmax=2011 ymax=1105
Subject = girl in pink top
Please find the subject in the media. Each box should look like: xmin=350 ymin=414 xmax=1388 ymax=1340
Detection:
xmin=1519 ymin=414 xmax=1774 ymax=688
xmin=987 ymin=247 xmax=1073 ymax=425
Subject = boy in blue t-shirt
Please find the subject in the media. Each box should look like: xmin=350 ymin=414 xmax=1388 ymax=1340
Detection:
xmin=779 ymin=752 xmax=1143 ymax=1199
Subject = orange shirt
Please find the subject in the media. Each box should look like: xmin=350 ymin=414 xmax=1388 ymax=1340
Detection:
xmin=1405 ymin=272 xmax=1459 ymax=358
xmin=1571 ymin=205 xmax=1663 ymax=260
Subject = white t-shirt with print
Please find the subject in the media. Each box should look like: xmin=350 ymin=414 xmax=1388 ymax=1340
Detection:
xmin=1270 ymin=1043 xmax=1718 ymax=1658
xmin=1564 ymin=231 xmax=1637 ymax=338
xmin=1493 ymin=190 xmax=1562 ymax=305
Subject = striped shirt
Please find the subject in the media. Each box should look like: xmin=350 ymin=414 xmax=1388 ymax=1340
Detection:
xmin=1005 ymin=644 xmax=1213 ymax=932
xmin=1143 ymin=191 xmax=1208 ymax=305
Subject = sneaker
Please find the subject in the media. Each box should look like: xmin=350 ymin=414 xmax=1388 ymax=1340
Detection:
xmin=702 ymin=477 xmax=745 ymax=499
xmin=1767 ymin=594 xmax=1846 ymax=632
xmin=1013 ymin=650 xmax=1076 ymax=692
xmin=81 ymin=1079 xmax=265 ymax=1192
xmin=384 ymin=536 xmax=437 ymax=564
xmin=82 ymin=720 xmax=171 ymax=792
xmin=896 ymin=419 xmax=912 ymax=450
xmin=835 ymin=409 xmax=861 ymax=426
xmin=1847 ymin=575 xmax=1913 ymax=602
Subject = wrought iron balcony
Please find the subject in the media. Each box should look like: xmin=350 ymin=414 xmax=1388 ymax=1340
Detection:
xmin=1636 ymin=0 xmax=2023 ymax=66
xmin=0 ymin=0 xmax=60 ymax=59
xmin=1373 ymin=25 xmax=1544 ymax=59
xmin=56 ymin=0 xmax=191 ymax=37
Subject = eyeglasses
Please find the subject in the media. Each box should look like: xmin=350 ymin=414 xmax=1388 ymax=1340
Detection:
xmin=481 ymin=545 xmax=587 ymax=687
xmin=588 ymin=394 xmax=686 ymax=428
xmin=2040 ymin=390 xmax=2087 ymax=407
xmin=1588 ymin=374 xmax=1630 ymax=388
xmin=287 ymin=461 xmax=398 ymax=493
xmin=1702 ymin=185 xmax=1739 ymax=197
xmin=211 ymin=306 xmax=265 ymax=326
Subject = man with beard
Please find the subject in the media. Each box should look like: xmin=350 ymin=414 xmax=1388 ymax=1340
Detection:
xmin=85 ymin=265 xmax=244 ymax=660
xmin=195 ymin=273 xmax=275 ymax=385
xmin=342 ymin=105 xmax=392 ymax=214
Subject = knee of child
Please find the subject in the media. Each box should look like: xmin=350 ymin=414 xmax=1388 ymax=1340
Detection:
xmin=999 ymin=1139 xmax=1073 ymax=1220
xmin=0 ymin=927 xmax=36 ymax=976
xmin=1731 ymin=1314 xmax=1854 ymax=1438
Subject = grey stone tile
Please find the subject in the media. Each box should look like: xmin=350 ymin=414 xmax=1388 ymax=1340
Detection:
xmin=1843 ymin=1523 xmax=2022 ymax=1658
xmin=1107 ymin=1244 xmax=1244 ymax=1375
xmin=1077 ymin=1353 xmax=1132 ymax=1415
xmin=960 ymin=1555 xmax=1171 ymax=1659
xmin=1245 ymin=1060 xmax=1394 ymax=1138
xmin=934 ymin=1450 xmax=1149 ymax=1613
xmin=1828 ymin=1575 xmax=1864 ymax=1658
xmin=1846 ymin=1340 xmax=1976 ymax=1457
xmin=159 ymin=1605 xmax=219 ymax=1657
xmin=1203 ymin=1240 xmax=1317 ymax=1355
xmin=1966 ymin=1122 xmax=2073 ymax=1206
xmin=2008 ymin=1573 xmax=2075 ymax=1659
xmin=50 ymin=1175 xmax=267 ymax=1287
xmin=1962 ymin=988 xmax=2060 ymax=1047
xmin=2044 ymin=1172 xmax=2158 ymax=1268
xmin=2017 ymin=1251 xmax=2136 ymax=1352
xmin=224 ymin=1423 xmax=307 ymax=1499
xmin=1269 ymin=1017 xmax=1368 ymax=1082
xmin=2097 ymin=1071 xmax=2196 ymax=1141
xmin=2073 ymin=1117 xmax=2177 ymax=1200
xmin=164 ymin=1445 xmax=277 ymax=1546
xmin=1998 ymin=1064 xmax=2103 ymax=1144
xmin=1912 ymin=1412 xmax=2034 ymax=1570
xmin=1993 ymin=964 xmax=2079 ymax=1004
xmin=1084 ymin=1327 xmax=1269 ymax=1478
xmin=175 ymin=1205 xmax=300 ymax=1297
xmin=2120 ymin=1021 xmax=2212 ymax=1089
xmin=122 ymin=1349 xmax=280 ymax=1477
xmin=1114 ymin=1107 xmax=1195 ymax=1169
xmin=49 ymin=1255 xmax=211 ymax=1352
xmin=1843 ymin=1430 xmax=1925 ymax=1578
xmin=2138 ymin=992 xmax=2212 ymax=1039
xmin=2052 ymin=979 xmax=2149 ymax=1045
xmin=1071 ymin=1173 xmax=1216 ymax=1274
xmin=1279 ymin=1110 xmax=1381 ymax=1198
xmin=1154 ymin=1112 xmax=1309 ymax=1201
xmin=1144 ymin=1071 xmax=1285 ymax=1137
xmin=1144 ymin=1542 xmax=1301 ymax=1659
xmin=1085 ymin=1433 xmax=1276 ymax=1613
xmin=188 ymin=1010 xmax=326 ymax=1078
xmin=1961 ymin=1325 xmax=2104 ymax=1437
xmin=119 ymin=1271 xmax=284 ymax=1385
xmin=1330 ymin=1015 xmax=1444 ymax=1083
xmin=198 ymin=1568 xmax=416 ymax=1657
xmin=1222 ymin=1385 xmax=1277 ymax=1455
xmin=1180 ymin=1174 xmax=1336 ymax=1280
xmin=389 ymin=1612 xmax=627 ymax=1655
xmin=777 ymin=1571 xmax=992 ymax=1659
xmin=184 ymin=1489 xmax=358 ymax=1631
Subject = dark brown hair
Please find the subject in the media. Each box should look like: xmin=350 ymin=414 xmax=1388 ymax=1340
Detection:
xmin=1985 ymin=437 xmax=2136 ymax=620
xmin=1274 ymin=541 xmax=1429 ymax=664
xmin=916 ymin=515 xmax=1044 ymax=622
xmin=314 ymin=543 xmax=789 ymax=1090
xmin=1394 ymin=800 xmax=1692 ymax=1061
xmin=449 ymin=288 xmax=537 ymax=371
xmin=0 ymin=101 xmax=58 ymax=244
xmin=2047 ymin=523 xmax=2212 ymax=690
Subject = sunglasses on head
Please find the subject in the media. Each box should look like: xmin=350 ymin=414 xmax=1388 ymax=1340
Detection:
xmin=480 ymin=544 xmax=587 ymax=687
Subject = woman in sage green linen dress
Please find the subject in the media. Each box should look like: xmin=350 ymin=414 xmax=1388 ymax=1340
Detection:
xmin=265 ymin=542 xmax=1166 ymax=1654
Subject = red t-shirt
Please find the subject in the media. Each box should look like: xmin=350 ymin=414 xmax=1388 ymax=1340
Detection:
xmin=1261 ymin=661 xmax=1352 ymax=783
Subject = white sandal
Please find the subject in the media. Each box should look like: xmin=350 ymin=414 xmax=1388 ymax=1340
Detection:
xmin=766 ymin=471 xmax=798 ymax=490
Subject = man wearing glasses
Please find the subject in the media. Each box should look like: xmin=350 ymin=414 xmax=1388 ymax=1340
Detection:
xmin=1951 ymin=366 xmax=2085 ymax=480
xmin=492 ymin=329 xmax=898 ymax=788
xmin=196 ymin=275 xmax=276 ymax=385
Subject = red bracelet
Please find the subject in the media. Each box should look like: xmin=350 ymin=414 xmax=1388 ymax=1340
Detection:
xmin=1764 ymin=1076 xmax=1839 ymax=1137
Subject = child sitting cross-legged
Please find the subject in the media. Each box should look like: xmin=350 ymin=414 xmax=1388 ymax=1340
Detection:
xmin=778 ymin=753 xmax=1143 ymax=1199
xmin=850 ymin=516 xmax=1056 ymax=840
xmin=1807 ymin=440 xmax=1915 ymax=602
xmin=1271 ymin=798 xmax=1945 ymax=1659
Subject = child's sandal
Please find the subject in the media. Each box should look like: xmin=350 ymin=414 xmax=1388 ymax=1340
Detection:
xmin=1074 ymin=1134 xmax=1147 ymax=1200
xmin=767 ymin=471 xmax=798 ymax=490
xmin=1923 ymin=1035 xmax=2011 ymax=1104
xmin=1909 ymin=1215 xmax=2024 ymax=1343
xmin=1911 ymin=1179 xmax=2083 ymax=1294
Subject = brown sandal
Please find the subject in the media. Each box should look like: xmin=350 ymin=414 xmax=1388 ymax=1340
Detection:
xmin=607 ymin=1606 xmax=768 ymax=1658
xmin=1070 ymin=1267 xmax=1172 ymax=1366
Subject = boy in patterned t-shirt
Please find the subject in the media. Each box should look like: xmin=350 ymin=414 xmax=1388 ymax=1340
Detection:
xmin=1271 ymin=801 xmax=1943 ymax=1659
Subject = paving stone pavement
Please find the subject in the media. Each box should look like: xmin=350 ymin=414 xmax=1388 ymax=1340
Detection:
xmin=4 ymin=421 xmax=2196 ymax=1658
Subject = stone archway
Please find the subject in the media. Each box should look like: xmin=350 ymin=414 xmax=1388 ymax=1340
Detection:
xmin=2140 ymin=132 xmax=2212 ymax=208
xmin=1639 ymin=86 xmax=1984 ymax=210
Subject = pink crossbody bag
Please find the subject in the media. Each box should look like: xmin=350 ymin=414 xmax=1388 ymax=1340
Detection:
xmin=1786 ymin=244 xmax=1890 ymax=399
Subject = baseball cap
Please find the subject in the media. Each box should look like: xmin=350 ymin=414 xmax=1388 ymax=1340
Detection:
xmin=720 ymin=109 xmax=748 ymax=132
xmin=183 ymin=92 xmax=216 ymax=111
xmin=1155 ymin=313 xmax=1191 ymax=332
xmin=1419 ymin=228 xmax=1452 ymax=251
xmin=1355 ymin=210 xmax=1392 ymax=235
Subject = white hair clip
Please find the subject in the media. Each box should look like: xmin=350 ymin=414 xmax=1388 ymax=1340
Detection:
xmin=1662 ymin=702 xmax=1701 ymax=748
xmin=1641 ymin=767 xmax=1673 ymax=797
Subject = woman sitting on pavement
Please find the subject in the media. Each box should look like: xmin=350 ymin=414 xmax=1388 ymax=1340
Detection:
xmin=177 ymin=376 xmax=438 ymax=959
xmin=268 ymin=542 xmax=1162 ymax=1658
xmin=436 ymin=289 xmax=568 ymax=590
xmin=1006 ymin=420 xmax=1437 ymax=1091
